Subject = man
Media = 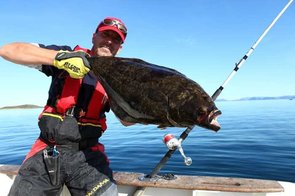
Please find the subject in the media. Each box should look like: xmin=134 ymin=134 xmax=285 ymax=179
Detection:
xmin=0 ymin=17 xmax=128 ymax=196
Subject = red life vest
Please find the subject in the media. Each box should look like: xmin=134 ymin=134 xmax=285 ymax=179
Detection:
xmin=24 ymin=45 xmax=110 ymax=163
xmin=39 ymin=45 xmax=108 ymax=131
xmin=40 ymin=46 xmax=108 ymax=131
xmin=42 ymin=80 xmax=108 ymax=128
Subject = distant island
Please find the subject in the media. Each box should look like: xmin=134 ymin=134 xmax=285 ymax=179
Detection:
xmin=0 ymin=104 xmax=42 ymax=110
xmin=216 ymin=95 xmax=295 ymax=102
xmin=0 ymin=95 xmax=294 ymax=110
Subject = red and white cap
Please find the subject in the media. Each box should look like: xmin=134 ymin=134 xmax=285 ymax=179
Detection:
xmin=96 ymin=17 xmax=127 ymax=43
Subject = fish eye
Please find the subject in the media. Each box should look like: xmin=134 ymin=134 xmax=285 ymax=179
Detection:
xmin=198 ymin=106 xmax=207 ymax=115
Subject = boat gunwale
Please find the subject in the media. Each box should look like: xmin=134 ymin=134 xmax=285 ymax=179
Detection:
xmin=0 ymin=164 xmax=285 ymax=193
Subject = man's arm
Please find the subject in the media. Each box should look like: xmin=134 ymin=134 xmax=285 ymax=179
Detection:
xmin=0 ymin=42 xmax=58 ymax=68
xmin=0 ymin=42 xmax=90 ymax=79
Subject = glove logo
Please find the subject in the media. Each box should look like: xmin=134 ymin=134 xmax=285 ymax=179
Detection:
xmin=53 ymin=51 xmax=90 ymax=79
xmin=64 ymin=62 xmax=80 ymax=73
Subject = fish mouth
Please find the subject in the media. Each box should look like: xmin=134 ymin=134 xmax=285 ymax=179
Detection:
xmin=207 ymin=109 xmax=222 ymax=132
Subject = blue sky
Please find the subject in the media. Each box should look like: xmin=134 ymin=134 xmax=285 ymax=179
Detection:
xmin=0 ymin=0 xmax=294 ymax=107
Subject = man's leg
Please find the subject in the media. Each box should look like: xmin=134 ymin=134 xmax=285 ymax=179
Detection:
xmin=65 ymin=150 xmax=118 ymax=196
xmin=8 ymin=151 xmax=63 ymax=196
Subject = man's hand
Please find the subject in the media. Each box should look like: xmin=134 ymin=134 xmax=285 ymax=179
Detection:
xmin=53 ymin=51 xmax=91 ymax=79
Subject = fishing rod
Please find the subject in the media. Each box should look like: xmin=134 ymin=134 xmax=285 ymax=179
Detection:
xmin=212 ymin=0 xmax=294 ymax=101
xmin=133 ymin=0 xmax=293 ymax=195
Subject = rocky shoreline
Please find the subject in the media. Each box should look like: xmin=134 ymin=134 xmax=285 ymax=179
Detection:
xmin=0 ymin=104 xmax=42 ymax=110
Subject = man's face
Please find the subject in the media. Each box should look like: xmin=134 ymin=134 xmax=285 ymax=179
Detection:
xmin=92 ymin=30 xmax=123 ymax=57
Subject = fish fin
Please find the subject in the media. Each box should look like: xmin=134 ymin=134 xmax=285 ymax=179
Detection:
xmin=157 ymin=125 xmax=167 ymax=130
xmin=166 ymin=113 xmax=179 ymax=127
xmin=164 ymin=94 xmax=181 ymax=127
xmin=99 ymin=76 xmax=155 ymax=120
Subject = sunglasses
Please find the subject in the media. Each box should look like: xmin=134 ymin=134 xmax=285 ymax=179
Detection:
xmin=102 ymin=18 xmax=127 ymax=34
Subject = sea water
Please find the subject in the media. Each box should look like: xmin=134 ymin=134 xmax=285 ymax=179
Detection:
xmin=0 ymin=99 xmax=294 ymax=182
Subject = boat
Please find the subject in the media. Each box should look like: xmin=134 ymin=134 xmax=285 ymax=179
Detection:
xmin=1 ymin=164 xmax=294 ymax=196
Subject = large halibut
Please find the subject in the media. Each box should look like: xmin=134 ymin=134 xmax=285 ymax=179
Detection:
xmin=88 ymin=57 xmax=221 ymax=131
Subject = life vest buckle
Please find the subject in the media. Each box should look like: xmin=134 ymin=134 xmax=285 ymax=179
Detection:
xmin=65 ymin=106 xmax=75 ymax=117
